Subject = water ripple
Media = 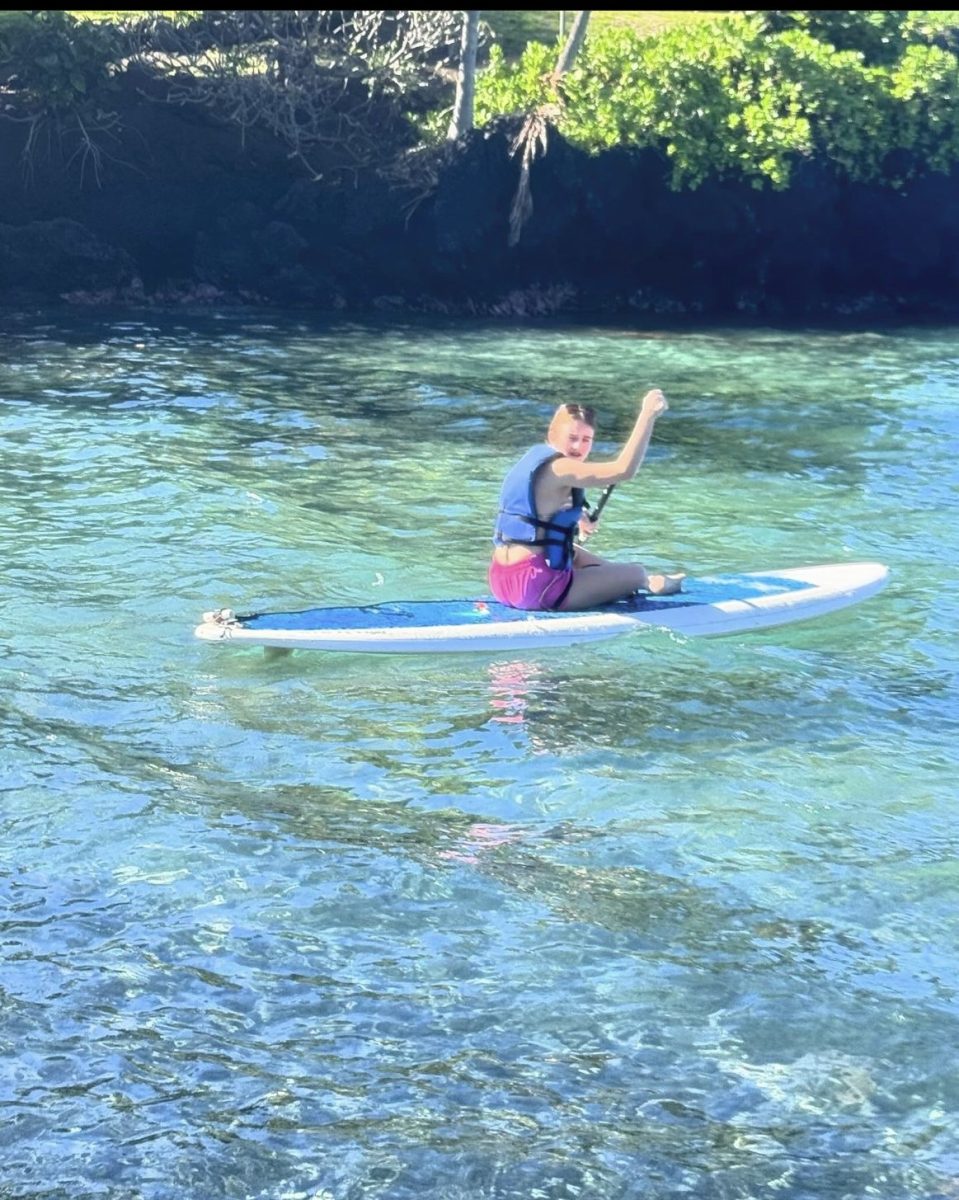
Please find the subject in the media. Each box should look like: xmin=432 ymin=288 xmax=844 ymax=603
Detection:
xmin=2 ymin=312 xmax=957 ymax=1199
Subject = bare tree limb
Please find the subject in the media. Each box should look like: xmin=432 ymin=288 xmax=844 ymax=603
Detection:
xmin=447 ymin=11 xmax=479 ymax=141
xmin=506 ymin=11 xmax=591 ymax=246
xmin=122 ymin=10 xmax=462 ymax=180
xmin=555 ymin=9 xmax=591 ymax=76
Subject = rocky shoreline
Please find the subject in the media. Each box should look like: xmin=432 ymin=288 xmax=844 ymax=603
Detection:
xmin=3 ymin=70 xmax=959 ymax=321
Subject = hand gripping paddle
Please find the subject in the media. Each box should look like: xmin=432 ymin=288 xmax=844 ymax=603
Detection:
xmin=576 ymin=484 xmax=615 ymax=546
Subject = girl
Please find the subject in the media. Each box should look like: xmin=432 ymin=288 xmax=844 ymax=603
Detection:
xmin=490 ymin=389 xmax=684 ymax=611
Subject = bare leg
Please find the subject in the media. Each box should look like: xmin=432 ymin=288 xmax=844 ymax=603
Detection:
xmin=559 ymin=562 xmax=685 ymax=610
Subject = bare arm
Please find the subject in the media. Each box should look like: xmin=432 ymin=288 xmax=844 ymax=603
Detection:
xmin=550 ymin=389 xmax=669 ymax=488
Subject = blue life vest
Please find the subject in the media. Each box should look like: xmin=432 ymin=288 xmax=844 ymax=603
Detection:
xmin=493 ymin=443 xmax=586 ymax=570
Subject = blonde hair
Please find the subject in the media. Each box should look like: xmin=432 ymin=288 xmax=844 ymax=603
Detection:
xmin=547 ymin=402 xmax=596 ymax=443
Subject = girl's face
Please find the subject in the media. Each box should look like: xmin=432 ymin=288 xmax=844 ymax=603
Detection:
xmin=553 ymin=418 xmax=594 ymax=460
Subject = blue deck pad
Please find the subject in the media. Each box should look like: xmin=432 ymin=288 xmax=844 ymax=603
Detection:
xmin=239 ymin=573 xmax=814 ymax=632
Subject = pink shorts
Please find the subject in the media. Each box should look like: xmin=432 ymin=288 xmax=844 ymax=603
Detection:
xmin=489 ymin=555 xmax=574 ymax=611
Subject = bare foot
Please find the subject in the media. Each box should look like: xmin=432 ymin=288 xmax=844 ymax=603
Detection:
xmin=647 ymin=572 xmax=685 ymax=596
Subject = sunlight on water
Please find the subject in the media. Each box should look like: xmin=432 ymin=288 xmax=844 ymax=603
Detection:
xmin=2 ymin=310 xmax=958 ymax=1199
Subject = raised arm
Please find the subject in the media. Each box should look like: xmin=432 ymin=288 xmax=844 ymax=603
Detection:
xmin=549 ymin=389 xmax=669 ymax=488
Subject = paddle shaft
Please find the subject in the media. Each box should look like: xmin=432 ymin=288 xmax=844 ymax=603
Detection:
xmin=588 ymin=484 xmax=615 ymax=524
xmin=575 ymin=485 xmax=615 ymax=546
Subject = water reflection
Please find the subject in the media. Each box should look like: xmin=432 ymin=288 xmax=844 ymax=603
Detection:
xmin=486 ymin=658 xmax=551 ymax=742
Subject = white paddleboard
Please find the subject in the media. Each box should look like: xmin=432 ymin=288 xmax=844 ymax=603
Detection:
xmin=194 ymin=561 xmax=889 ymax=654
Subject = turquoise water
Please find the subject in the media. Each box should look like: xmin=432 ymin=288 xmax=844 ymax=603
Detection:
xmin=2 ymin=310 xmax=957 ymax=1199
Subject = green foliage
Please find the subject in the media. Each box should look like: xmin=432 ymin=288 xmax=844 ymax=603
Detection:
xmin=474 ymin=9 xmax=959 ymax=190
xmin=474 ymin=41 xmax=560 ymax=126
xmin=902 ymin=10 xmax=959 ymax=52
xmin=747 ymin=10 xmax=910 ymax=65
xmin=0 ymin=9 xmax=122 ymax=114
xmin=9 ymin=8 xmax=959 ymax=194
xmin=562 ymin=18 xmax=818 ymax=189
xmin=759 ymin=29 xmax=892 ymax=182
xmin=889 ymin=42 xmax=959 ymax=174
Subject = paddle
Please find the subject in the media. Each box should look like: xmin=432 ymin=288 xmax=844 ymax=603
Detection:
xmin=587 ymin=484 xmax=615 ymax=524
xmin=576 ymin=484 xmax=615 ymax=546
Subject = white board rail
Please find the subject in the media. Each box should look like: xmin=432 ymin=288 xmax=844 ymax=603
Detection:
xmin=194 ymin=561 xmax=889 ymax=654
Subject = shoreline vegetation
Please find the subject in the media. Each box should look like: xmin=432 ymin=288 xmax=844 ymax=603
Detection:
xmin=3 ymin=10 xmax=959 ymax=318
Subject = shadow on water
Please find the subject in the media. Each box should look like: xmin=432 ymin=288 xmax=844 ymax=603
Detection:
xmin=170 ymin=625 xmax=953 ymax=961
xmin=198 ymin=770 xmax=871 ymax=977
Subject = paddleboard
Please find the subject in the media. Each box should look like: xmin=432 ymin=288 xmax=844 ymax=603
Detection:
xmin=194 ymin=561 xmax=889 ymax=654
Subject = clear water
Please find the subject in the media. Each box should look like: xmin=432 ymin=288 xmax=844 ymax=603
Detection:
xmin=2 ymin=309 xmax=956 ymax=1200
